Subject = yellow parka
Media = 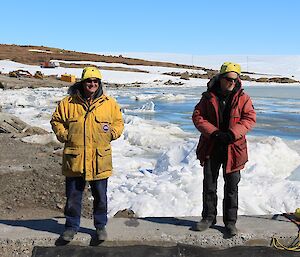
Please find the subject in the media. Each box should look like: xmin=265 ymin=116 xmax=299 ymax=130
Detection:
xmin=51 ymin=90 xmax=124 ymax=181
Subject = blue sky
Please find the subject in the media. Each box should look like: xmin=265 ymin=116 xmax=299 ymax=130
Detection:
xmin=1 ymin=0 xmax=299 ymax=55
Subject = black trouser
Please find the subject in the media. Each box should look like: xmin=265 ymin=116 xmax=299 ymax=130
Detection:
xmin=202 ymin=151 xmax=241 ymax=226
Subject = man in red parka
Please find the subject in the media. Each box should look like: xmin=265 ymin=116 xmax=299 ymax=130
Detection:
xmin=192 ymin=62 xmax=256 ymax=236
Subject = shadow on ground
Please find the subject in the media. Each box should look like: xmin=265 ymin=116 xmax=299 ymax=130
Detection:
xmin=0 ymin=219 xmax=94 ymax=237
xmin=140 ymin=217 xmax=232 ymax=239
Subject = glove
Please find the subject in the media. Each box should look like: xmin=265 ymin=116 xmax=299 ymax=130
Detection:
xmin=211 ymin=130 xmax=235 ymax=145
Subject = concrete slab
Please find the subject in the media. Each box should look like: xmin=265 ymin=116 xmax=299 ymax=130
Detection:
xmin=0 ymin=215 xmax=298 ymax=257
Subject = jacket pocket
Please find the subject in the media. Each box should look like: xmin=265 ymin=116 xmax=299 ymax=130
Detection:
xmin=96 ymin=147 xmax=112 ymax=174
xmin=196 ymin=136 xmax=210 ymax=163
xmin=231 ymin=138 xmax=248 ymax=168
xmin=94 ymin=117 xmax=112 ymax=142
xmin=67 ymin=117 xmax=83 ymax=142
xmin=95 ymin=117 xmax=112 ymax=132
xmin=63 ymin=147 xmax=84 ymax=173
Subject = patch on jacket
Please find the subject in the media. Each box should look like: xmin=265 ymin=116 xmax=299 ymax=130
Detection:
xmin=102 ymin=124 xmax=109 ymax=132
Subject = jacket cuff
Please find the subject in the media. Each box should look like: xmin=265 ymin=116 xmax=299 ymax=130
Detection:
xmin=210 ymin=130 xmax=220 ymax=139
xmin=57 ymin=130 xmax=68 ymax=143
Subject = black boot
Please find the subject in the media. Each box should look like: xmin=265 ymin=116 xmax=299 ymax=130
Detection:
xmin=225 ymin=223 xmax=238 ymax=236
xmin=96 ymin=227 xmax=108 ymax=241
xmin=194 ymin=218 xmax=216 ymax=231
xmin=61 ymin=229 xmax=77 ymax=242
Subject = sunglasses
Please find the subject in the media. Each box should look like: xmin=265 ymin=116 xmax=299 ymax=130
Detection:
xmin=85 ymin=79 xmax=99 ymax=83
xmin=223 ymin=76 xmax=237 ymax=83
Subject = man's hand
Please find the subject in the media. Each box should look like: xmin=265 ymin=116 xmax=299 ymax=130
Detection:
xmin=211 ymin=130 xmax=235 ymax=144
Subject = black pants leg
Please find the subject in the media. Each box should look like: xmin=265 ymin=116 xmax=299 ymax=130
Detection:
xmin=223 ymin=171 xmax=241 ymax=225
xmin=202 ymin=157 xmax=222 ymax=221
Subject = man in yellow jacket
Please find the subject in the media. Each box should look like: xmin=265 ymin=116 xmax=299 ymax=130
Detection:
xmin=51 ymin=67 xmax=124 ymax=242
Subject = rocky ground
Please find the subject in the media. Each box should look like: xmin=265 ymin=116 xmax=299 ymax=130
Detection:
xmin=0 ymin=132 xmax=64 ymax=220
xmin=0 ymin=115 xmax=97 ymax=221
xmin=0 ymin=134 xmax=98 ymax=222
xmin=0 ymin=73 xmax=71 ymax=90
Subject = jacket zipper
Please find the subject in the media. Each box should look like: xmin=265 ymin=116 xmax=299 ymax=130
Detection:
xmin=83 ymin=104 xmax=90 ymax=178
xmin=83 ymin=104 xmax=96 ymax=178
xmin=209 ymin=94 xmax=219 ymax=128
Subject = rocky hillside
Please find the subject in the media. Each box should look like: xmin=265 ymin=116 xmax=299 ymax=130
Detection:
xmin=0 ymin=44 xmax=205 ymax=70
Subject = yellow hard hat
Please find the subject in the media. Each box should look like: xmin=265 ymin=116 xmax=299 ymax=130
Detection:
xmin=295 ymin=208 xmax=300 ymax=221
xmin=81 ymin=67 xmax=102 ymax=81
xmin=220 ymin=62 xmax=241 ymax=75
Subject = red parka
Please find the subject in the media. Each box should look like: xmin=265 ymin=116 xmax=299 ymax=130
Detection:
xmin=192 ymin=78 xmax=256 ymax=173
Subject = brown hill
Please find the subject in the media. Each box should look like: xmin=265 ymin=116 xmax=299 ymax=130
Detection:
xmin=0 ymin=44 xmax=205 ymax=70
